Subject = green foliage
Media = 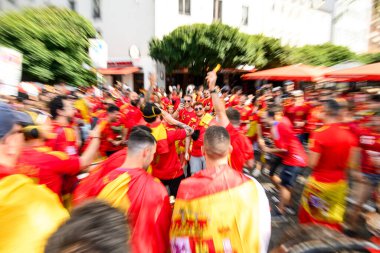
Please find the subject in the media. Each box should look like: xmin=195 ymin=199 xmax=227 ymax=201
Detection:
xmin=288 ymin=43 xmax=356 ymax=67
xmin=357 ymin=52 xmax=380 ymax=64
xmin=0 ymin=7 xmax=97 ymax=86
xmin=245 ymin=34 xmax=290 ymax=69
xmin=150 ymin=23 xmax=252 ymax=75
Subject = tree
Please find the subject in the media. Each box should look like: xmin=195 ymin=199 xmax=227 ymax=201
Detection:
xmin=357 ymin=52 xmax=380 ymax=64
xmin=149 ymin=23 xmax=250 ymax=75
xmin=0 ymin=7 xmax=97 ymax=86
xmin=245 ymin=34 xmax=290 ymax=69
xmin=288 ymin=43 xmax=356 ymax=67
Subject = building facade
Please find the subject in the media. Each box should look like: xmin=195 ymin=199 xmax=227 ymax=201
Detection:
xmin=0 ymin=0 xmax=373 ymax=88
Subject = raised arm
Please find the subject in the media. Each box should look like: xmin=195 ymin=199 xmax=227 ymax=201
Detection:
xmin=161 ymin=109 xmax=194 ymax=137
xmin=206 ymin=71 xmax=230 ymax=127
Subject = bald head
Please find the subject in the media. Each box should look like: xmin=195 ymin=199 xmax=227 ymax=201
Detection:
xmin=203 ymin=126 xmax=231 ymax=160
xmin=129 ymin=92 xmax=139 ymax=100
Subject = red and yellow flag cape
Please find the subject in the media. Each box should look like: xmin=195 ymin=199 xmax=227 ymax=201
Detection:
xmin=170 ymin=166 xmax=270 ymax=253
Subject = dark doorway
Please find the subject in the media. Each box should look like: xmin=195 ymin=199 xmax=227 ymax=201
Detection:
xmin=133 ymin=73 xmax=144 ymax=92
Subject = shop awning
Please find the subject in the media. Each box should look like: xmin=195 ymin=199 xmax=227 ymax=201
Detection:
xmin=324 ymin=62 xmax=380 ymax=81
xmin=97 ymin=67 xmax=140 ymax=75
xmin=241 ymin=64 xmax=328 ymax=82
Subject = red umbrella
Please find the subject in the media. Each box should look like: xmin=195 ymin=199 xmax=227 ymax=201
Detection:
xmin=324 ymin=62 xmax=380 ymax=81
xmin=241 ymin=64 xmax=328 ymax=82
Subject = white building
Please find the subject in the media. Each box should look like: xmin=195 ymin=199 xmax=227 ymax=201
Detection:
xmin=0 ymin=0 xmax=373 ymax=88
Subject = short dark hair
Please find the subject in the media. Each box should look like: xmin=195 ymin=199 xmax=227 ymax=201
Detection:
xmin=142 ymin=103 xmax=161 ymax=123
xmin=204 ymin=126 xmax=230 ymax=159
xmin=371 ymin=94 xmax=380 ymax=103
xmin=232 ymin=86 xmax=242 ymax=94
xmin=107 ymin=104 xmax=120 ymax=113
xmin=267 ymin=106 xmax=283 ymax=118
xmin=325 ymin=99 xmax=341 ymax=117
xmin=48 ymin=95 xmax=68 ymax=120
xmin=194 ymin=102 xmax=203 ymax=108
xmin=130 ymin=125 xmax=152 ymax=134
xmin=127 ymin=127 xmax=156 ymax=154
xmin=226 ymin=108 xmax=240 ymax=125
xmin=44 ymin=201 xmax=129 ymax=253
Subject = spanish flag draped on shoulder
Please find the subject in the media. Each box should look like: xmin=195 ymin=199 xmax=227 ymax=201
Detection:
xmin=170 ymin=165 xmax=271 ymax=253
xmin=0 ymin=174 xmax=69 ymax=253
xmin=94 ymin=167 xmax=172 ymax=253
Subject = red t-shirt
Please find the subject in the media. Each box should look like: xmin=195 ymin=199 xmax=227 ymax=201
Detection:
xmin=45 ymin=122 xmax=79 ymax=156
xmin=151 ymin=129 xmax=187 ymax=180
xmin=190 ymin=115 xmax=214 ymax=157
xmin=179 ymin=109 xmax=197 ymax=128
xmin=121 ymin=103 xmax=144 ymax=130
xmin=286 ymin=104 xmax=311 ymax=134
xmin=228 ymin=95 xmax=240 ymax=108
xmin=16 ymin=146 xmax=80 ymax=196
xmin=305 ymin=105 xmax=324 ymax=133
xmin=93 ymin=167 xmax=171 ymax=253
xmin=233 ymin=105 xmax=253 ymax=122
xmin=99 ymin=121 xmax=125 ymax=155
xmin=272 ymin=117 xmax=307 ymax=167
xmin=226 ymin=123 xmax=254 ymax=172
xmin=199 ymin=97 xmax=213 ymax=113
xmin=358 ymin=127 xmax=380 ymax=174
xmin=309 ymin=124 xmax=358 ymax=182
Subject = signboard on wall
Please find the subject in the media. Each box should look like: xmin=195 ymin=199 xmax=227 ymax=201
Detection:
xmin=89 ymin=39 xmax=108 ymax=69
xmin=0 ymin=47 xmax=23 ymax=96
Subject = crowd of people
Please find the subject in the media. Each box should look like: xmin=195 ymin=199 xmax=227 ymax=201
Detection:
xmin=0 ymin=70 xmax=379 ymax=253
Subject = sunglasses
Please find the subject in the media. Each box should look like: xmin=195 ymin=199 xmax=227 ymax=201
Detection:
xmin=194 ymin=107 xmax=203 ymax=111
xmin=184 ymin=100 xmax=191 ymax=103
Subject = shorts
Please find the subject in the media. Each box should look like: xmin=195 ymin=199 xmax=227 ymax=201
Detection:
xmin=269 ymin=155 xmax=283 ymax=176
xmin=253 ymin=142 xmax=261 ymax=162
xmin=280 ymin=165 xmax=301 ymax=188
xmin=364 ymin=173 xmax=380 ymax=187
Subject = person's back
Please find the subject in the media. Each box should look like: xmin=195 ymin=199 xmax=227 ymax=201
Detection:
xmin=92 ymin=127 xmax=172 ymax=253
xmin=94 ymin=167 xmax=171 ymax=253
xmin=170 ymin=126 xmax=270 ymax=253
xmin=310 ymin=124 xmax=356 ymax=182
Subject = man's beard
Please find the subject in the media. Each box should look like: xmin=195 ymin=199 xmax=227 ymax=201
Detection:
xmin=131 ymin=99 xmax=140 ymax=107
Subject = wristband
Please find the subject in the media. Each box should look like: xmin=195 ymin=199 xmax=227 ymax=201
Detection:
xmin=210 ymin=89 xmax=217 ymax=94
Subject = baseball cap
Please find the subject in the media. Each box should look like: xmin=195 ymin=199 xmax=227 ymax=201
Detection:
xmin=292 ymin=90 xmax=304 ymax=97
xmin=0 ymin=102 xmax=32 ymax=138
xmin=272 ymin=87 xmax=281 ymax=92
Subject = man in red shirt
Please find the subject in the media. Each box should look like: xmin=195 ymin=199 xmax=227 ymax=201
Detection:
xmin=208 ymin=72 xmax=254 ymax=172
xmin=120 ymin=91 xmax=144 ymax=135
xmin=348 ymin=109 xmax=380 ymax=230
xmin=263 ymin=106 xmax=307 ymax=216
xmin=233 ymin=94 xmax=253 ymax=129
xmin=91 ymin=128 xmax=171 ymax=253
xmin=46 ymin=95 xmax=80 ymax=155
xmin=299 ymin=100 xmax=358 ymax=230
xmin=173 ymin=94 xmax=197 ymax=127
xmin=286 ymin=90 xmax=311 ymax=145
xmin=16 ymin=110 xmax=101 ymax=197
xmin=188 ymin=102 xmax=214 ymax=175
xmin=199 ymin=89 xmax=213 ymax=114
xmin=99 ymin=104 xmax=125 ymax=157
xmin=227 ymin=86 xmax=242 ymax=108
xmin=170 ymin=125 xmax=271 ymax=253
xmin=142 ymin=103 xmax=194 ymax=197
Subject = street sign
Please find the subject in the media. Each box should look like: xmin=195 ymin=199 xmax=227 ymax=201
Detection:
xmin=89 ymin=39 xmax=108 ymax=69
xmin=0 ymin=47 xmax=22 ymax=96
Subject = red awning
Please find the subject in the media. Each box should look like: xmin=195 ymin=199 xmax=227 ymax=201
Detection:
xmin=324 ymin=62 xmax=380 ymax=81
xmin=241 ymin=64 xmax=328 ymax=82
xmin=97 ymin=67 xmax=140 ymax=75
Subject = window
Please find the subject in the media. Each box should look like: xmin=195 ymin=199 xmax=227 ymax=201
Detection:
xmin=242 ymin=6 xmax=248 ymax=25
xmin=179 ymin=0 xmax=191 ymax=15
xmin=93 ymin=0 xmax=101 ymax=19
xmin=213 ymin=0 xmax=222 ymax=21
xmin=68 ymin=0 xmax=76 ymax=11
